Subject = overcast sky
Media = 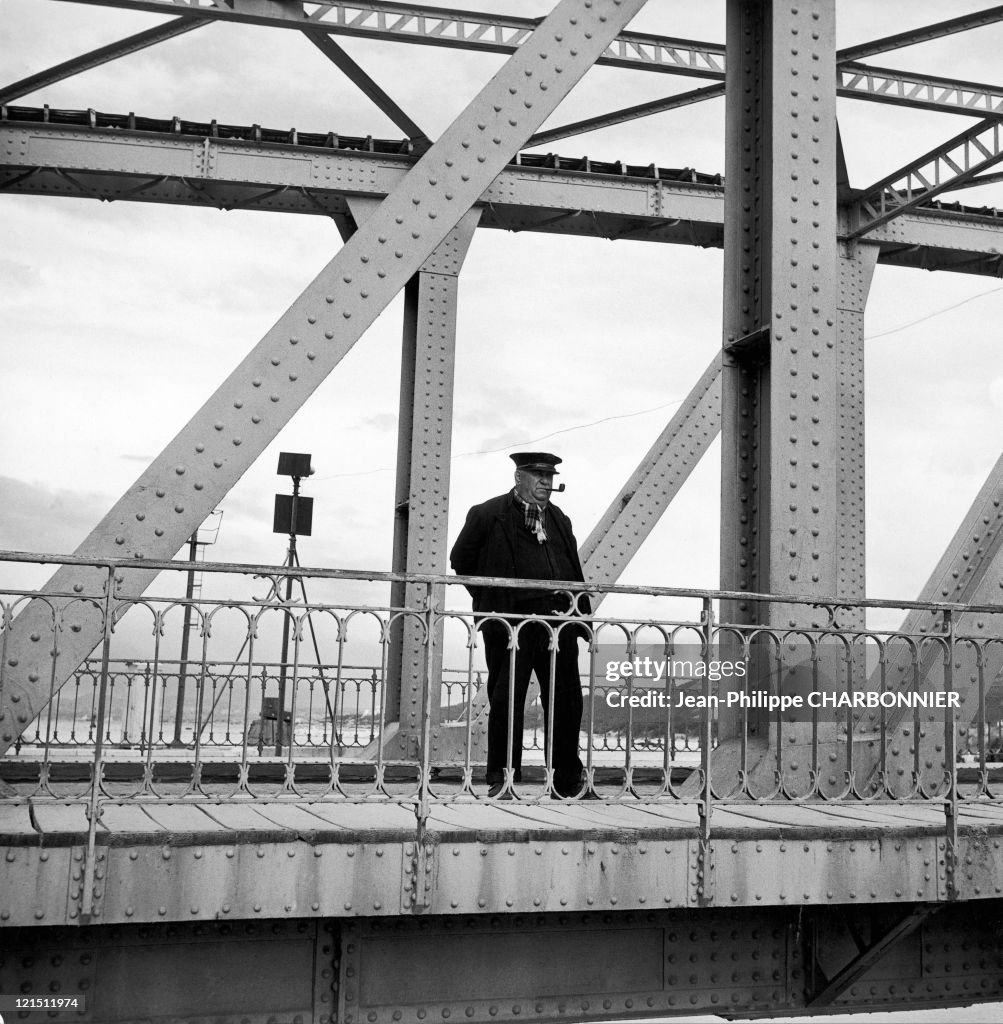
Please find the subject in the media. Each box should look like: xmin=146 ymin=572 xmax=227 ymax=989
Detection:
xmin=2 ymin=0 xmax=1002 ymax=625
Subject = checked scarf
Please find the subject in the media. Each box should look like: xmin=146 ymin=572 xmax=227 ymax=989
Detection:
xmin=514 ymin=491 xmax=548 ymax=544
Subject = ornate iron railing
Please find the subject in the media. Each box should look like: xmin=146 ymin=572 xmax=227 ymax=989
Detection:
xmin=1 ymin=551 xmax=1000 ymax=823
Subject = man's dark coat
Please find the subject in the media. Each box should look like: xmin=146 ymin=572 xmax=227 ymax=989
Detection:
xmin=449 ymin=492 xmax=591 ymax=619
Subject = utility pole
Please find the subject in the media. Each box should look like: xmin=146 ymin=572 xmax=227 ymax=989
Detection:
xmin=171 ymin=512 xmax=223 ymax=747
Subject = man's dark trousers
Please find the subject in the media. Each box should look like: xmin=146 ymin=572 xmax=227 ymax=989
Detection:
xmin=483 ymin=620 xmax=584 ymax=792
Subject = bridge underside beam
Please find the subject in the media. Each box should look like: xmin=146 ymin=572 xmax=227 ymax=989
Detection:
xmin=3 ymin=902 xmax=1002 ymax=1022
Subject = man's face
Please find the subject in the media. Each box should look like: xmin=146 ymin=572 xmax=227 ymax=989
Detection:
xmin=515 ymin=468 xmax=554 ymax=506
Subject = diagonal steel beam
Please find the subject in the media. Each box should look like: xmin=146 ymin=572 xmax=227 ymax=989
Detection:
xmin=0 ymin=15 xmax=210 ymax=105
xmin=807 ymin=906 xmax=940 ymax=1007
xmin=935 ymin=168 xmax=1003 ymax=192
xmin=850 ymin=118 xmax=1003 ymax=239
xmin=581 ymin=354 xmax=721 ymax=589
xmin=302 ymin=29 xmax=428 ymax=142
xmin=0 ymin=0 xmax=651 ymax=755
xmin=850 ymin=453 xmax=1003 ymax=796
xmin=526 ymin=83 xmax=725 ymax=148
xmin=838 ymin=5 xmax=1003 ymax=63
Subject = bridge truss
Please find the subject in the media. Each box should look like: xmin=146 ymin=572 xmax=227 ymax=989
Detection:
xmin=2 ymin=1 xmax=1003 ymax=1021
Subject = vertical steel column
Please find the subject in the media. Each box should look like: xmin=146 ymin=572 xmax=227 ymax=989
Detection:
xmin=834 ymin=238 xmax=877 ymax=623
xmin=386 ymin=212 xmax=480 ymax=758
xmin=720 ymin=0 xmax=843 ymax=787
xmin=721 ymin=0 xmax=841 ymax=615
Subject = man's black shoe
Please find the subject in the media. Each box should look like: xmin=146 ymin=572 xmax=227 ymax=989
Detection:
xmin=551 ymin=776 xmax=597 ymax=800
xmin=488 ymin=782 xmax=515 ymax=800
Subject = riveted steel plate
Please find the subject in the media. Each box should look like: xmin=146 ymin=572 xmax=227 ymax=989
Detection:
xmin=339 ymin=909 xmax=798 ymax=1024
xmin=955 ymin=828 xmax=1003 ymax=899
xmin=711 ymin=835 xmax=945 ymax=907
xmin=0 ymin=841 xmax=77 ymax=926
xmin=0 ymin=919 xmax=318 ymax=1024
xmin=0 ymin=928 xmax=98 ymax=1016
xmin=97 ymin=840 xmax=405 ymax=923
xmin=22 ymin=129 xmax=199 ymax=175
xmin=429 ymin=837 xmax=690 ymax=915
xmin=213 ymin=146 xmax=316 ymax=186
xmin=482 ymin=172 xmax=652 ymax=217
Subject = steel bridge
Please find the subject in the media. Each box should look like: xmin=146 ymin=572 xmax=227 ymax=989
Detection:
xmin=2 ymin=1 xmax=1003 ymax=1021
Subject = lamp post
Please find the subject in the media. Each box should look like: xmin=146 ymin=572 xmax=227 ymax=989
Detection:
xmin=272 ymin=452 xmax=314 ymax=755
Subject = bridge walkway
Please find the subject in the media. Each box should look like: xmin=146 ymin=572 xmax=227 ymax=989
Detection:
xmin=4 ymin=773 xmax=1002 ymax=928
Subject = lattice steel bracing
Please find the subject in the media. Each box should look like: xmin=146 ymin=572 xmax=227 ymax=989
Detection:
xmin=34 ymin=1 xmax=1003 ymax=120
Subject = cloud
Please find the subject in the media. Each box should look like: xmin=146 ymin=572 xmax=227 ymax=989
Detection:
xmin=358 ymin=412 xmax=398 ymax=432
xmin=0 ymin=476 xmax=109 ymax=554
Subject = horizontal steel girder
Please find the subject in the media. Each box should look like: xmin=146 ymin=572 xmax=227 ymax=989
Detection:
xmin=35 ymin=0 xmax=1003 ymax=121
xmin=5 ymin=799 xmax=1003 ymax=926
xmin=4 ymin=115 xmax=1003 ymax=274
xmin=5 ymin=905 xmax=1003 ymax=1022
xmin=0 ymin=0 xmax=651 ymax=755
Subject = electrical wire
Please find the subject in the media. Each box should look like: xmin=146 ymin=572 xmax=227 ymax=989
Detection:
xmin=317 ymin=287 xmax=1003 ymax=481
xmin=865 ymin=284 xmax=1003 ymax=340
xmin=317 ymin=396 xmax=685 ymax=480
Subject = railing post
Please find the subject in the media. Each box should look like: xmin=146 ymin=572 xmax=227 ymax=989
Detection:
xmin=81 ymin=563 xmax=116 ymax=923
xmin=418 ymin=580 xmax=436 ymax=824
xmin=172 ymin=533 xmax=199 ymax=746
xmin=697 ymin=596 xmax=715 ymax=905
xmin=943 ymin=608 xmax=958 ymax=900
xmin=139 ymin=661 xmax=151 ymax=753
xmin=403 ymin=580 xmax=438 ymax=915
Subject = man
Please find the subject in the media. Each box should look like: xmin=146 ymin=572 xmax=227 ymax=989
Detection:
xmin=449 ymin=452 xmax=590 ymax=799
